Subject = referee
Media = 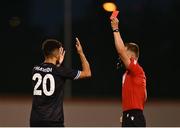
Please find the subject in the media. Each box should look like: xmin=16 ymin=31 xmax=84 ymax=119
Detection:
xmin=30 ymin=38 xmax=91 ymax=127
xmin=111 ymin=18 xmax=147 ymax=127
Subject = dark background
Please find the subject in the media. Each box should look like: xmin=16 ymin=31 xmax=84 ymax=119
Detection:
xmin=0 ymin=0 xmax=179 ymax=99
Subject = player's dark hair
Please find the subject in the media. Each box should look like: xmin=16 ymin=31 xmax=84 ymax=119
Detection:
xmin=42 ymin=39 xmax=62 ymax=57
xmin=125 ymin=42 xmax=139 ymax=58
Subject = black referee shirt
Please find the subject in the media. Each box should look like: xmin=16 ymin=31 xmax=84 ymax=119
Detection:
xmin=30 ymin=63 xmax=80 ymax=124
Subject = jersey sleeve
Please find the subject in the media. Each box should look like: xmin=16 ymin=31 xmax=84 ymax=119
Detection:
xmin=127 ymin=58 xmax=139 ymax=75
xmin=56 ymin=66 xmax=81 ymax=80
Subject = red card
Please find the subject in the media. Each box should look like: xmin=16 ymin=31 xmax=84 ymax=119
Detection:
xmin=110 ymin=10 xmax=119 ymax=20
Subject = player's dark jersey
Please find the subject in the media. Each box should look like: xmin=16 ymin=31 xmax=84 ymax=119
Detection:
xmin=30 ymin=62 xmax=80 ymax=124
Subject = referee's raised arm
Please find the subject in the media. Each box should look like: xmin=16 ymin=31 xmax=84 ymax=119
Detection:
xmin=111 ymin=18 xmax=130 ymax=69
xmin=75 ymin=37 xmax=91 ymax=79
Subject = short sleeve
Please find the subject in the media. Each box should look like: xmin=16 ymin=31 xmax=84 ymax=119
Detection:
xmin=56 ymin=66 xmax=81 ymax=80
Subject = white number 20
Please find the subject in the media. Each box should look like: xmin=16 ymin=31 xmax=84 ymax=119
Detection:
xmin=32 ymin=73 xmax=55 ymax=96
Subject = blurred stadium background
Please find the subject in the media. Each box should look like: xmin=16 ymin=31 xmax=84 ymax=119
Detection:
xmin=0 ymin=0 xmax=180 ymax=126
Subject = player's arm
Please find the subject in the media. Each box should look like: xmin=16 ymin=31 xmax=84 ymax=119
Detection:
xmin=111 ymin=18 xmax=130 ymax=69
xmin=75 ymin=37 xmax=91 ymax=79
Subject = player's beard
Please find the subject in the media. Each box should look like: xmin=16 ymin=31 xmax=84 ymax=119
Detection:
xmin=56 ymin=60 xmax=60 ymax=65
xmin=56 ymin=55 xmax=60 ymax=65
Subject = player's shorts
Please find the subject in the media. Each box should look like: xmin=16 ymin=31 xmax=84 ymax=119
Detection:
xmin=30 ymin=121 xmax=64 ymax=127
xmin=122 ymin=109 xmax=146 ymax=127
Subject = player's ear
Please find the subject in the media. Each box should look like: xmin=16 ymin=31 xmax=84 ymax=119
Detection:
xmin=56 ymin=52 xmax=60 ymax=60
xmin=53 ymin=49 xmax=59 ymax=60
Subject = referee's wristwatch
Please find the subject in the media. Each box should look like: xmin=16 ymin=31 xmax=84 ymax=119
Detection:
xmin=113 ymin=29 xmax=119 ymax=32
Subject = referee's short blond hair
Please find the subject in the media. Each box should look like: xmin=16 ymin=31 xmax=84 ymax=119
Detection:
xmin=125 ymin=42 xmax=139 ymax=59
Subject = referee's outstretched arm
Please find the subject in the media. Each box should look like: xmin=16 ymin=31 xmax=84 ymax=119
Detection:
xmin=75 ymin=37 xmax=91 ymax=79
xmin=111 ymin=18 xmax=130 ymax=69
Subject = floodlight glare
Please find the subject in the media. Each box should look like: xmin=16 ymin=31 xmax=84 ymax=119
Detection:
xmin=103 ymin=2 xmax=117 ymax=12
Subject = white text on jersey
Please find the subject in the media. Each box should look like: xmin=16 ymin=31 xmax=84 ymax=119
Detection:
xmin=34 ymin=66 xmax=52 ymax=73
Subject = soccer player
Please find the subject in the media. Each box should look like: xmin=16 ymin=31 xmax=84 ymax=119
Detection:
xmin=110 ymin=17 xmax=147 ymax=127
xmin=30 ymin=38 xmax=91 ymax=127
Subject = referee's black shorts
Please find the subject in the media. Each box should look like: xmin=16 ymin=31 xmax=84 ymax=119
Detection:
xmin=122 ymin=109 xmax=146 ymax=127
xmin=30 ymin=121 xmax=64 ymax=127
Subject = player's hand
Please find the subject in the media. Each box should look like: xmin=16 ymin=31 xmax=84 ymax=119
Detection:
xmin=75 ymin=37 xmax=83 ymax=54
xmin=111 ymin=18 xmax=119 ymax=31
xmin=120 ymin=116 xmax=123 ymax=123
xmin=59 ymin=47 xmax=65 ymax=64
